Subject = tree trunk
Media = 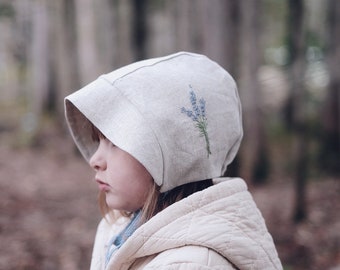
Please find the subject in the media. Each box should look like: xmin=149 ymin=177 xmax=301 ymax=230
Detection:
xmin=286 ymin=0 xmax=308 ymax=223
xmin=131 ymin=0 xmax=148 ymax=60
xmin=24 ymin=0 xmax=50 ymax=143
xmin=114 ymin=0 xmax=134 ymax=66
xmin=172 ymin=0 xmax=192 ymax=51
xmin=222 ymin=0 xmax=240 ymax=78
xmin=197 ymin=0 xmax=231 ymax=63
xmin=146 ymin=1 xmax=176 ymax=57
xmin=238 ymin=0 xmax=268 ymax=185
xmin=74 ymin=0 xmax=101 ymax=84
xmin=320 ymin=0 xmax=340 ymax=174
xmin=221 ymin=0 xmax=241 ymax=177
xmin=51 ymin=0 xmax=80 ymax=124
xmin=93 ymin=0 xmax=116 ymax=71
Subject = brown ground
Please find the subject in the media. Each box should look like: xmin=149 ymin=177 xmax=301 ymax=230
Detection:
xmin=0 ymin=129 xmax=339 ymax=270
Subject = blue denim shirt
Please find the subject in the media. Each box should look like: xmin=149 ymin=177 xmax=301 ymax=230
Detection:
xmin=105 ymin=210 xmax=141 ymax=267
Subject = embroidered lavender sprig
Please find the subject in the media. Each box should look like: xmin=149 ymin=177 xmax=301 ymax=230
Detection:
xmin=181 ymin=86 xmax=212 ymax=157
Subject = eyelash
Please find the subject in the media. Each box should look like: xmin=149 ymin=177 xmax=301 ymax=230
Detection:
xmin=91 ymin=125 xmax=106 ymax=142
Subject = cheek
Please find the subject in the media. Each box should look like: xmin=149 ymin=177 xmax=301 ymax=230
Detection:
xmin=129 ymin=171 xmax=153 ymax=202
xmin=126 ymin=156 xmax=153 ymax=190
xmin=130 ymin=173 xmax=153 ymax=197
xmin=114 ymin=178 xmax=152 ymax=212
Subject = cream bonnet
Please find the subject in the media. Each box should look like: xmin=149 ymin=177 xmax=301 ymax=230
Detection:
xmin=64 ymin=52 xmax=243 ymax=192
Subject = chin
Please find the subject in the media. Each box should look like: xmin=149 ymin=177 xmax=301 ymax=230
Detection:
xmin=106 ymin=196 xmax=142 ymax=213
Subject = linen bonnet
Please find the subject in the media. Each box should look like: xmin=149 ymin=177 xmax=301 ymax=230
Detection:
xmin=64 ymin=52 xmax=243 ymax=192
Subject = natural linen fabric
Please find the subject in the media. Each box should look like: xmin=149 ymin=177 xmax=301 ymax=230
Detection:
xmin=64 ymin=52 xmax=243 ymax=192
xmin=90 ymin=178 xmax=283 ymax=270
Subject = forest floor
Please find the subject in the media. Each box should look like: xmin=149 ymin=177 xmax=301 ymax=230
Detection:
xmin=0 ymin=127 xmax=339 ymax=270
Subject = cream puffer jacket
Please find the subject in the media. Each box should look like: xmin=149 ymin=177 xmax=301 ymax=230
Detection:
xmin=90 ymin=178 xmax=283 ymax=270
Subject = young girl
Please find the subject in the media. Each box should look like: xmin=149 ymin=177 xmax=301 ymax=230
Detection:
xmin=65 ymin=52 xmax=282 ymax=269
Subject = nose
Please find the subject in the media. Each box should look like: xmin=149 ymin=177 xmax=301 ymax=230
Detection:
xmin=89 ymin=147 xmax=106 ymax=171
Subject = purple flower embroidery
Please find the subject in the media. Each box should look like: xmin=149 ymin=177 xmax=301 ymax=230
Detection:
xmin=181 ymin=85 xmax=211 ymax=157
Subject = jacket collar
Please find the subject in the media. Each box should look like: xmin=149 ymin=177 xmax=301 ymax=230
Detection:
xmin=106 ymin=178 xmax=281 ymax=270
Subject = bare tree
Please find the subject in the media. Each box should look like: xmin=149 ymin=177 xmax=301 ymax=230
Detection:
xmin=222 ymin=0 xmax=241 ymax=177
xmin=286 ymin=0 xmax=308 ymax=223
xmin=222 ymin=0 xmax=240 ymax=78
xmin=50 ymin=0 xmax=80 ymax=123
xmin=238 ymin=0 xmax=268 ymax=184
xmin=172 ymin=0 xmax=192 ymax=51
xmin=114 ymin=0 xmax=134 ymax=66
xmin=22 ymin=0 xmax=50 ymax=142
xmin=320 ymin=0 xmax=340 ymax=174
xmin=74 ymin=0 xmax=101 ymax=84
xmin=132 ymin=0 xmax=148 ymax=60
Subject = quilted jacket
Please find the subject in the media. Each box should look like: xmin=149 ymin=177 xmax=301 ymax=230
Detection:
xmin=90 ymin=178 xmax=283 ymax=270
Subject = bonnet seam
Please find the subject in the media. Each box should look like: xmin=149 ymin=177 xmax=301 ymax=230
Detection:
xmin=102 ymin=52 xmax=204 ymax=83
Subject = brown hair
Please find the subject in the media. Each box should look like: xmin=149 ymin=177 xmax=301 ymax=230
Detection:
xmin=139 ymin=179 xmax=213 ymax=225
xmin=91 ymin=123 xmax=213 ymax=224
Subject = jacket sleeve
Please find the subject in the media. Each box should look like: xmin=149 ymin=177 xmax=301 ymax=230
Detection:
xmin=90 ymin=219 xmax=107 ymax=270
xmin=132 ymin=245 xmax=237 ymax=270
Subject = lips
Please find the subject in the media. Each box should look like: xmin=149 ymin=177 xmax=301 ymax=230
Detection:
xmin=96 ymin=179 xmax=110 ymax=192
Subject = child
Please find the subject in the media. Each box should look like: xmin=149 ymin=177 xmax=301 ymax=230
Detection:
xmin=65 ymin=52 xmax=282 ymax=269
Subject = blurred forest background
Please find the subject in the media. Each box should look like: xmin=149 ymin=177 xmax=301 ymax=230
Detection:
xmin=0 ymin=0 xmax=339 ymax=269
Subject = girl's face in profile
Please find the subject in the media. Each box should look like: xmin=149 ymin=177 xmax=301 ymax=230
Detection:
xmin=89 ymin=137 xmax=153 ymax=212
